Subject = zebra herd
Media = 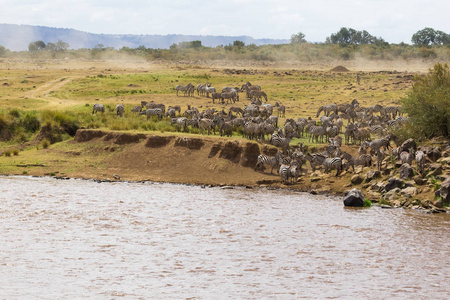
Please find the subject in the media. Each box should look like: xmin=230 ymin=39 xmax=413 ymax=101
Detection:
xmin=92 ymin=80 xmax=418 ymax=185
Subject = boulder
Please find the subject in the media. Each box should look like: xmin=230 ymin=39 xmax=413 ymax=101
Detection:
xmin=439 ymin=178 xmax=450 ymax=204
xmin=413 ymin=175 xmax=426 ymax=185
xmin=351 ymin=174 xmax=364 ymax=185
xmin=399 ymin=163 xmax=414 ymax=179
xmin=384 ymin=177 xmax=404 ymax=192
xmin=399 ymin=138 xmax=417 ymax=153
xmin=427 ymin=163 xmax=443 ymax=177
xmin=365 ymin=170 xmax=381 ymax=182
xmin=343 ymin=188 xmax=366 ymax=207
xmin=401 ymin=186 xmax=418 ymax=197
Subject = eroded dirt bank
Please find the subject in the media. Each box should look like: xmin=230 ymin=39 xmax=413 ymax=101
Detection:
xmin=4 ymin=129 xmax=450 ymax=211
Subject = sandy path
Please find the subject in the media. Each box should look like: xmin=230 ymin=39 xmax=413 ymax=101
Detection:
xmin=25 ymin=76 xmax=82 ymax=110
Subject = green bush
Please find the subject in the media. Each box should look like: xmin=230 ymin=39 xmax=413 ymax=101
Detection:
xmin=401 ymin=62 xmax=450 ymax=139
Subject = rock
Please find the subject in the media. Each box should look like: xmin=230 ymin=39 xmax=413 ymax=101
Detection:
xmin=399 ymin=163 xmax=414 ymax=179
xmin=351 ymin=174 xmax=364 ymax=185
xmin=385 ymin=188 xmax=400 ymax=201
xmin=384 ymin=177 xmax=404 ymax=192
xmin=401 ymin=186 xmax=418 ymax=197
xmin=427 ymin=163 xmax=443 ymax=177
xmin=310 ymin=177 xmax=321 ymax=182
xmin=365 ymin=170 xmax=381 ymax=182
xmin=399 ymin=138 xmax=417 ymax=153
xmin=439 ymin=178 xmax=450 ymax=203
xmin=343 ymin=188 xmax=366 ymax=207
xmin=434 ymin=198 xmax=444 ymax=208
xmin=413 ymin=176 xmax=426 ymax=185
xmin=427 ymin=147 xmax=442 ymax=161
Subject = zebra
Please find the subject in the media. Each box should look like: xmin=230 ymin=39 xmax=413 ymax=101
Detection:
xmin=279 ymin=163 xmax=292 ymax=184
xmin=274 ymin=102 xmax=285 ymax=118
xmin=221 ymin=91 xmax=237 ymax=104
xmin=308 ymin=124 xmax=327 ymax=143
xmin=131 ymin=105 xmax=142 ymax=113
xmin=305 ymin=153 xmax=327 ymax=172
xmin=92 ymin=103 xmax=105 ymax=114
xmin=205 ymin=86 xmax=216 ymax=98
xmin=219 ymin=121 xmax=233 ymax=137
xmin=175 ymin=83 xmax=193 ymax=96
xmin=323 ymin=157 xmax=343 ymax=176
xmin=116 ymin=103 xmax=125 ymax=117
xmin=165 ymin=107 xmax=176 ymax=118
xmin=316 ymin=103 xmax=338 ymax=117
xmin=229 ymin=107 xmax=244 ymax=117
xmin=249 ymin=90 xmax=268 ymax=102
xmin=145 ymin=102 xmax=166 ymax=114
xmin=271 ymin=132 xmax=296 ymax=153
xmin=415 ymin=150 xmax=426 ymax=175
xmin=375 ymin=149 xmax=386 ymax=171
xmin=344 ymin=154 xmax=372 ymax=173
xmin=198 ymin=118 xmax=215 ymax=135
xmin=400 ymin=148 xmax=414 ymax=165
xmin=254 ymin=152 xmax=282 ymax=173
xmin=367 ymin=135 xmax=391 ymax=154
xmin=212 ymin=92 xmax=223 ymax=104
xmin=140 ymin=108 xmax=163 ymax=121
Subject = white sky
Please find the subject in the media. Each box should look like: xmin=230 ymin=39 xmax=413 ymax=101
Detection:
xmin=1 ymin=0 xmax=449 ymax=43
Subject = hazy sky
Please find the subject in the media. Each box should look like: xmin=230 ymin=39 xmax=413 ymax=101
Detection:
xmin=1 ymin=0 xmax=449 ymax=43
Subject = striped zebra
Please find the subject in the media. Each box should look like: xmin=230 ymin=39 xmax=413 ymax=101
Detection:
xmin=415 ymin=150 xmax=426 ymax=175
xmin=323 ymin=157 xmax=343 ymax=176
xmin=254 ymin=152 xmax=282 ymax=173
xmin=309 ymin=124 xmax=326 ymax=143
xmin=92 ymin=103 xmax=105 ymax=114
xmin=131 ymin=105 xmax=142 ymax=113
xmin=381 ymin=106 xmax=398 ymax=119
xmin=375 ymin=149 xmax=386 ymax=170
xmin=279 ymin=163 xmax=291 ymax=184
xmin=305 ymin=153 xmax=327 ymax=172
xmin=316 ymin=103 xmax=338 ymax=117
xmin=274 ymin=102 xmax=285 ymax=118
xmin=271 ymin=132 xmax=296 ymax=153
xmin=140 ymin=108 xmax=163 ymax=120
xmin=400 ymin=148 xmax=414 ymax=165
xmin=367 ymin=135 xmax=391 ymax=154
xmin=344 ymin=154 xmax=372 ymax=173
xmin=205 ymin=86 xmax=216 ymax=98
xmin=116 ymin=103 xmax=125 ymax=117
xmin=198 ymin=118 xmax=215 ymax=135
xmin=175 ymin=83 xmax=193 ymax=96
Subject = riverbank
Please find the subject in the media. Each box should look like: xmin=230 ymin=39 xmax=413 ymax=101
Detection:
xmin=1 ymin=129 xmax=449 ymax=212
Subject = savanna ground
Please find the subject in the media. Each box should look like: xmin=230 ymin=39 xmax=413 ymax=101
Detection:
xmin=0 ymin=57 xmax=447 ymax=205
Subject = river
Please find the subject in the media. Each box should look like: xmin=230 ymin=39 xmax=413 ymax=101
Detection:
xmin=0 ymin=176 xmax=449 ymax=299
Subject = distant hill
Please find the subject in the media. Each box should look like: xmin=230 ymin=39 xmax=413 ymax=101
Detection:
xmin=0 ymin=24 xmax=289 ymax=51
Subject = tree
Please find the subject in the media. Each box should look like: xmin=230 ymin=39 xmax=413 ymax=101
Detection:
xmin=233 ymin=40 xmax=245 ymax=48
xmin=46 ymin=40 xmax=69 ymax=52
xmin=0 ymin=45 xmax=7 ymax=57
xmin=412 ymin=28 xmax=450 ymax=45
xmin=28 ymin=40 xmax=46 ymax=52
xmin=290 ymin=32 xmax=306 ymax=44
xmin=401 ymin=63 xmax=450 ymax=138
xmin=326 ymin=27 xmax=385 ymax=45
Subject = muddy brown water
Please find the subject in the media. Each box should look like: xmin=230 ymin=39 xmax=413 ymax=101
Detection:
xmin=1 ymin=176 xmax=449 ymax=299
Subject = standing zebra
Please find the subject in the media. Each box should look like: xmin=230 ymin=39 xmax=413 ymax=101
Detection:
xmin=254 ymin=152 xmax=282 ymax=173
xmin=116 ymin=103 xmax=125 ymax=117
xmin=322 ymin=157 xmax=343 ymax=176
xmin=415 ymin=150 xmax=426 ymax=175
xmin=92 ymin=103 xmax=105 ymax=114
xmin=140 ymin=108 xmax=163 ymax=120
xmin=175 ymin=83 xmax=194 ymax=96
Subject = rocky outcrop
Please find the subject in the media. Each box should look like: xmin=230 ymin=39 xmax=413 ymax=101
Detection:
xmin=343 ymin=188 xmax=366 ymax=207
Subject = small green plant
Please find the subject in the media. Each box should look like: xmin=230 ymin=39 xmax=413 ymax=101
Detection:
xmin=22 ymin=171 xmax=28 ymax=175
xmin=12 ymin=149 xmax=19 ymax=156
xmin=4 ymin=150 xmax=11 ymax=157
xmin=363 ymin=198 xmax=372 ymax=207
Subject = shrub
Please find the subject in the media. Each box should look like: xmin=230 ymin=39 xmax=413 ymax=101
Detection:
xmin=401 ymin=62 xmax=450 ymax=139
xmin=42 ymin=139 xmax=50 ymax=149
xmin=4 ymin=150 xmax=11 ymax=157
